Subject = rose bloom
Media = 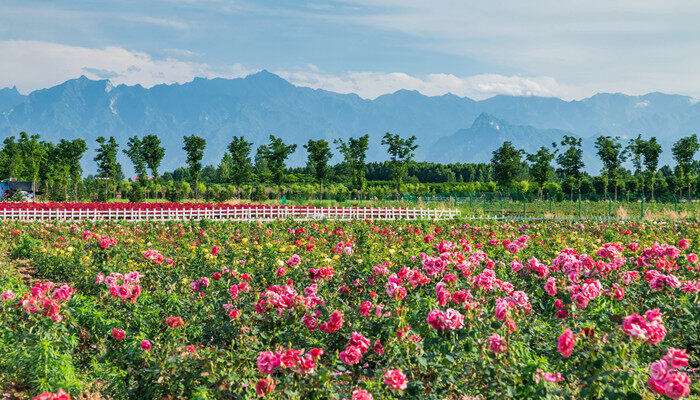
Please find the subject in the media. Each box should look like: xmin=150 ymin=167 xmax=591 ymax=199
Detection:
xmin=488 ymin=333 xmax=507 ymax=354
xmin=444 ymin=308 xmax=464 ymax=330
xmin=351 ymin=389 xmax=373 ymax=400
xmin=165 ymin=316 xmax=185 ymax=328
xmin=649 ymin=359 xmax=669 ymax=381
xmin=112 ymin=328 xmax=126 ymax=341
xmin=384 ymin=369 xmax=408 ymax=391
xmin=255 ymin=377 xmax=276 ymax=396
xmin=664 ymin=347 xmax=689 ymax=369
xmin=141 ymin=340 xmax=152 ymax=351
xmin=663 ymin=372 xmax=691 ymax=399
xmin=647 ymin=378 xmax=666 ymax=396
xmin=339 ymin=345 xmax=364 ymax=365
xmin=557 ymin=328 xmax=575 ymax=358
xmin=257 ymin=351 xmax=281 ymax=375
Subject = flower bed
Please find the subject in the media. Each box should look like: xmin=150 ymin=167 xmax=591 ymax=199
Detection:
xmin=0 ymin=219 xmax=697 ymax=399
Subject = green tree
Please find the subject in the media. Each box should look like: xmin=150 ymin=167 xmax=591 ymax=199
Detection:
xmin=381 ymin=132 xmax=418 ymax=196
xmin=491 ymin=141 xmax=522 ymax=190
xmin=594 ymin=136 xmax=625 ymax=200
xmin=259 ymin=135 xmax=297 ymax=197
xmin=124 ymin=136 xmax=148 ymax=189
xmin=64 ymin=139 xmax=87 ymax=200
xmin=182 ymin=135 xmax=207 ymax=200
xmin=18 ymin=132 xmax=47 ymax=200
xmin=335 ymin=135 xmax=369 ymax=196
xmin=142 ymin=134 xmax=165 ymax=199
xmin=672 ymin=134 xmax=699 ymax=200
xmin=0 ymin=136 xmax=24 ymax=180
xmin=94 ymin=136 xmax=121 ymax=200
xmin=227 ymin=136 xmax=253 ymax=197
xmin=626 ymin=135 xmax=647 ymax=193
xmin=304 ymin=139 xmax=333 ymax=198
xmin=556 ymin=135 xmax=585 ymax=200
xmin=642 ymin=137 xmax=662 ymax=201
xmin=526 ymin=146 xmax=556 ymax=200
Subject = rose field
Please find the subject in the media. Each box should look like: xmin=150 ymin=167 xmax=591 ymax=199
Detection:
xmin=0 ymin=218 xmax=698 ymax=399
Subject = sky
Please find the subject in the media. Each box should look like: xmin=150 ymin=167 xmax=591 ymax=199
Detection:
xmin=1 ymin=0 xmax=699 ymax=100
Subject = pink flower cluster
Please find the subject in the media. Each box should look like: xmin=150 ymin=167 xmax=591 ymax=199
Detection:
xmin=339 ymin=332 xmax=370 ymax=365
xmin=99 ymin=236 xmax=117 ymax=249
xmin=488 ymin=333 xmax=507 ymax=354
xmin=1 ymin=289 xmax=15 ymax=301
xmin=557 ymin=328 xmax=576 ymax=358
xmin=426 ymin=308 xmax=464 ymax=331
xmin=257 ymin=347 xmax=323 ymax=376
xmin=384 ymin=369 xmax=408 ymax=391
xmin=143 ymin=249 xmax=165 ymax=265
xmin=20 ymin=282 xmax=75 ymax=322
xmin=647 ymin=348 xmax=691 ymax=399
xmin=622 ymin=309 xmax=667 ymax=344
xmin=190 ymin=276 xmax=210 ymax=292
xmin=32 ymin=389 xmax=71 ymax=400
xmin=535 ymin=369 xmax=564 ymax=383
xmin=96 ymin=271 xmax=143 ymax=303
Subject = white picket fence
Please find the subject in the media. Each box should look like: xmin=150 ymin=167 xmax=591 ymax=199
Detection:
xmin=0 ymin=206 xmax=461 ymax=222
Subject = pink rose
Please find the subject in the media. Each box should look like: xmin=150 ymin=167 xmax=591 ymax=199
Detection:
xmin=557 ymin=328 xmax=575 ymax=358
xmin=112 ymin=328 xmax=126 ymax=341
xmin=649 ymin=359 xmax=669 ymax=381
xmin=664 ymin=348 xmax=689 ymax=369
xmin=339 ymin=345 xmax=363 ymax=365
xmin=257 ymin=351 xmax=281 ymax=375
xmin=351 ymin=389 xmax=373 ymax=400
xmin=384 ymin=369 xmax=408 ymax=391
xmin=663 ymin=372 xmax=690 ymax=399
xmin=141 ymin=340 xmax=152 ymax=351
xmin=647 ymin=378 xmax=666 ymax=395
xmin=488 ymin=333 xmax=507 ymax=354
xmin=426 ymin=309 xmax=446 ymax=330
xmin=444 ymin=308 xmax=464 ymax=330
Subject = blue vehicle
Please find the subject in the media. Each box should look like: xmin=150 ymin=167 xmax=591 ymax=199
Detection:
xmin=0 ymin=179 xmax=37 ymax=201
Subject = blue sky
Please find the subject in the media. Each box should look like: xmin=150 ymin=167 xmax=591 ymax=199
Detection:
xmin=1 ymin=0 xmax=699 ymax=99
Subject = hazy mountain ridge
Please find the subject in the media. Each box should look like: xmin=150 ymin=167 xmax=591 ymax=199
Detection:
xmin=0 ymin=71 xmax=698 ymax=175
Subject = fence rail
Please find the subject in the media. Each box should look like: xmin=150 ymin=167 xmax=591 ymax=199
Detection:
xmin=0 ymin=206 xmax=461 ymax=222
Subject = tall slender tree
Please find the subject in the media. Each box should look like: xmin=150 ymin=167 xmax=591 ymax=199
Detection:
xmin=672 ymin=134 xmax=699 ymax=200
xmin=594 ymin=136 xmax=625 ymax=200
xmin=642 ymin=137 xmax=662 ymax=201
xmin=18 ymin=132 xmax=47 ymax=200
xmin=182 ymin=135 xmax=207 ymax=200
xmin=335 ymin=135 xmax=369 ymax=196
xmin=124 ymin=136 xmax=148 ymax=187
xmin=556 ymin=135 xmax=585 ymax=200
xmin=227 ymin=136 xmax=253 ymax=198
xmin=64 ymin=139 xmax=87 ymax=200
xmin=259 ymin=135 xmax=297 ymax=198
xmin=304 ymin=139 xmax=333 ymax=198
xmin=94 ymin=136 xmax=121 ymax=200
xmin=527 ymin=146 xmax=556 ymax=200
xmin=626 ymin=135 xmax=647 ymax=193
xmin=381 ymin=132 xmax=418 ymax=196
xmin=142 ymin=134 xmax=165 ymax=199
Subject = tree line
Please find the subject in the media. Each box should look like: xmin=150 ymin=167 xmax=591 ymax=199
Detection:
xmin=0 ymin=131 xmax=698 ymax=202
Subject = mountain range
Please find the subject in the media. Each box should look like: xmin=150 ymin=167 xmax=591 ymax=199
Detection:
xmin=1 ymin=70 xmax=699 ymax=176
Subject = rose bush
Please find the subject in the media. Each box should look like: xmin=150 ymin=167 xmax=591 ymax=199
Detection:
xmin=0 ymin=218 xmax=697 ymax=399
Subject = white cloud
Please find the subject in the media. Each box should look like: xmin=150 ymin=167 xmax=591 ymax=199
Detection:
xmin=0 ymin=40 xmax=572 ymax=100
xmin=276 ymin=69 xmax=570 ymax=100
xmin=0 ymin=40 xmax=254 ymax=93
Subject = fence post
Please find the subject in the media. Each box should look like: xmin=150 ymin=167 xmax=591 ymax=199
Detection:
xmin=578 ymin=195 xmax=582 ymax=220
xmin=499 ymin=191 xmax=503 ymax=217
xmin=468 ymin=193 xmax=472 ymax=209
xmin=641 ymin=194 xmax=645 ymax=220
xmin=521 ymin=193 xmax=526 ymax=218
xmin=672 ymin=194 xmax=677 ymax=213
xmin=482 ymin=193 xmax=486 ymax=215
